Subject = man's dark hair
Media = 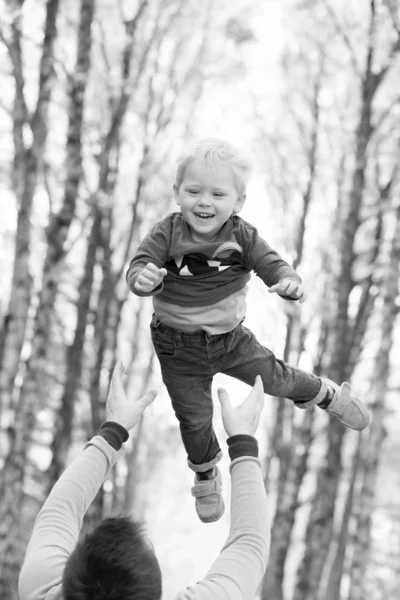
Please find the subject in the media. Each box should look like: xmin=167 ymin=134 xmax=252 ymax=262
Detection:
xmin=62 ymin=516 xmax=162 ymax=600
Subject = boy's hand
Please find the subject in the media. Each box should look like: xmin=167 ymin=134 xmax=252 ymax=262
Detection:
xmin=134 ymin=262 xmax=167 ymax=293
xmin=268 ymin=278 xmax=306 ymax=303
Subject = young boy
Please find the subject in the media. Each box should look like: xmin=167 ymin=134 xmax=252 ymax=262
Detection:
xmin=126 ymin=138 xmax=370 ymax=523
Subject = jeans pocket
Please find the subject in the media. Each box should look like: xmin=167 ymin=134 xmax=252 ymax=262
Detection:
xmin=152 ymin=331 xmax=177 ymax=358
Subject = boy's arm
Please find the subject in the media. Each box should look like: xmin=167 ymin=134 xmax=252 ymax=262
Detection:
xmin=242 ymin=222 xmax=302 ymax=299
xmin=176 ymin=437 xmax=270 ymax=600
xmin=126 ymin=220 xmax=170 ymax=297
xmin=18 ymin=430 xmax=125 ymax=600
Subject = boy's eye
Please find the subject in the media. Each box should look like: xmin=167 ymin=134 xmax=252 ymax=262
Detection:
xmin=188 ymin=189 xmax=199 ymax=194
xmin=213 ymin=192 xmax=224 ymax=197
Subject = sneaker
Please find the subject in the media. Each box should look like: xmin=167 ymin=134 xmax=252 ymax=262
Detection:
xmin=191 ymin=467 xmax=225 ymax=523
xmin=320 ymin=378 xmax=370 ymax=431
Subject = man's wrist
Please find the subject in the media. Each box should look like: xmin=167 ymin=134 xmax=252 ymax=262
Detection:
xmin=227 ymin=434 xmax=259 ymax=460
xmin=99 ymin=421 xmax=129 ymax=451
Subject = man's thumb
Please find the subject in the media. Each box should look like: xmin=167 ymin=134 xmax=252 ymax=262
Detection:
xmin=159 ymin=268 xmax=167 ymax=277
xmin=217 ymin=387 xmax=230 ymax=409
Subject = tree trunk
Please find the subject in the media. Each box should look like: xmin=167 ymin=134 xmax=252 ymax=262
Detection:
xmin=262 ymin=300 xmax=330 ymax=600
xmin=0 ymin=0 xmax=60 ymax=421
xmin=261 ymin=58 xmax=323 ymax=600
xmin=347 ymin=199 xmax=400 ymax=600
xmin=292 ymin=5 xmax=395 ymax=595
xmin=89 ymin=206 xmax=114 ymax=435
xmin=47 ymin=205 xmax=101 ymax=488
xmin=321 ymin=178 xmax=388 ymax=600
xmin=323 ymin=437 xmax=362 ymax=600
xmin=46 ymin=0 xmax=150 ymax=486
xmin=122 ymin=352 xmax=155 ymax=516
xmin=0 ymin=2 xmax=61 ymax=595
xmin=7 ymin=0 xmax=95 ymax=497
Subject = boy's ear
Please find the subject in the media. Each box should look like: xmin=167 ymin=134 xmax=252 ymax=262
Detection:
xmin=173 ymin=183 xmax=180 ymax=205
xmin=234 ymin=194 xmax=246 ymax=213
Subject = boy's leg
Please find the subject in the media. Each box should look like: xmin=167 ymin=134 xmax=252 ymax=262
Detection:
xmin=161 ymin=369 xmax=222 ymax=471
xmin=151 ymin=319 xmax=224 ymax=521
xmin=221 ymin=323 xmax=322 ymax=403
xmin=220 ymin=323 xmax=370 ymax=430
xmin=160 ymin=369 xmax=225 ymax=522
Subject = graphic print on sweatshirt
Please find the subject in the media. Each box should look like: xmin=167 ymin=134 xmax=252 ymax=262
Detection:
xmin=165 ymin=241 xmax=244 ymax=276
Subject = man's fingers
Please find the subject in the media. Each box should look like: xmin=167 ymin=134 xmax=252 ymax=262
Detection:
xmin=111 ymin=361 xmax=124 ymax=383
xmin=140 ymin=389 xmax=158 ymax=407
xmin=114 ymin=360 xmax=124 ymax=375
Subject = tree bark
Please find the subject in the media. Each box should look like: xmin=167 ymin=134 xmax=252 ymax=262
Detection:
xmin=293 ymin=5 xmax=400 ymax=596
xmin=8 ymin=0 xmax=96 ymax=496
xmin=0 ymin=2 xmax=61 ymax=595
xmin=323 ymin=437 xmax=362 ymax=600
xmin=47 ymin=205 xmax=101 ymax=488
xmin=261 ymin=53 xmax=323 ymax=600
xmin=321 ymin=178 xmax=388 ymax=600
xmin=347 ymin=198 xmax=400 ymax=600
xmin=47 ymin=0 xmax=150 ymax=486
xmin=0 ymin=0 xmax=60 ymax=421
xmin=262 ymin=300 xmax=330 ymax=600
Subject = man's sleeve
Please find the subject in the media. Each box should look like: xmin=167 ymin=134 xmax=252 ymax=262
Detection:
xmin=242 ymin=221 xmax=302 ymax=293
xmin=126 ymin=219 xmax=171 ymax=297
xmin=18 ymin=436 xmax=119 ymax=600
xmin=176 ymin=436 xmax=271 ymax=600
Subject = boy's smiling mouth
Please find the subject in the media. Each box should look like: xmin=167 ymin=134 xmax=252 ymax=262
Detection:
xmin=195 ymin=213 xmax=215 ymax=220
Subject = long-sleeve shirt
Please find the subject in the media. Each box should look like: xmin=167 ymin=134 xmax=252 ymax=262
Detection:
xmin=127 ymin=213 xmax=301 ymax=334
xmin=18 ymin=435 xmax=270 ymax=600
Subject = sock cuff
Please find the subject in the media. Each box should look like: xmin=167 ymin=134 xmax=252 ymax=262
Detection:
xmin=99 ymin=421 xmax=129 ymax=451
xmin=227 ymin=434 xmax=259 ymax=460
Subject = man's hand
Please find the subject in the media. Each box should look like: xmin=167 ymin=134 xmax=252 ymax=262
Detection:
xmin=134 ymin=262 xmax=167 ymax=294
xmin=106 ymin=361 xmax=157 ymax=431
xmin=268 ymin=278 xmax=306 ymax=303
xmin=217 ymin=376 xmax=265 ymax=437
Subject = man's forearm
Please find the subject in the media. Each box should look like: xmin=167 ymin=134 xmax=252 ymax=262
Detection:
xmin=19 ymin=422 xmax=129 ymax=600
xmin=177 ymin=435 xmax=270 ymax=600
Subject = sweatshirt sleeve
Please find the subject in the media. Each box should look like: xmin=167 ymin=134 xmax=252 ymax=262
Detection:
xmin=18 ymin=436 xmax=119 ymax=600
xmin=242 ymin=221 xmax=301 ymax=295
xmin=176 ymin=437 xmax=270 ymax=600
xmin=126 ymin=218 xmax=171 ymax=297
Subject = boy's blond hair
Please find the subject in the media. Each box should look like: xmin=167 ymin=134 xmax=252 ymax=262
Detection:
xmin=175 ymin=138 xmax=252 ymax=195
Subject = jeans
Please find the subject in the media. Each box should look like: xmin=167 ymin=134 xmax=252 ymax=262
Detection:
xmin=150 ymin=315 xmax=324 ymax=472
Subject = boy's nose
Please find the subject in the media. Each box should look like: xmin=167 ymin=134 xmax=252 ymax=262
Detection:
xmin=198 ymin=194 xmax=212 ymax=205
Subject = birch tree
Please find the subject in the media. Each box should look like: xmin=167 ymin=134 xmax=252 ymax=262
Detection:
xmin=0 ymin=0 xmax=60 ymax=419
xmin=294 ymin=3 xmax=400 ymax=598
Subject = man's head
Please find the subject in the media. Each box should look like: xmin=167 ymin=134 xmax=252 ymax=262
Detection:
xmin=62 ymin=516 xmax=162 ymax=600
xmin=174 ymin=138 xmax=252 ymax=242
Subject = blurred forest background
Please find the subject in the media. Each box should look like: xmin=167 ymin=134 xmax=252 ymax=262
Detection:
xmin=0 ymin=0 xmax=400 ymax=598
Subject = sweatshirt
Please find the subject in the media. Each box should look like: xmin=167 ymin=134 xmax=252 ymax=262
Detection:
xmin=127 ymin=213 xmax=301 ymax=334
xmin=18 ymin=430 xmax=270 ymax=600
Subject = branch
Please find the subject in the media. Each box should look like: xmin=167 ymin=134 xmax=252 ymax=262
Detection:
xmin=322 ymin=0 xmax=363 ymax=79
xmin=383 ymin=0 xmax=400 ymax=35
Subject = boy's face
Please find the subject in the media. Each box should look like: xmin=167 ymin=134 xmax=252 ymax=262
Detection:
xmin=173 ymin=160 xmax=245 ymax=242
